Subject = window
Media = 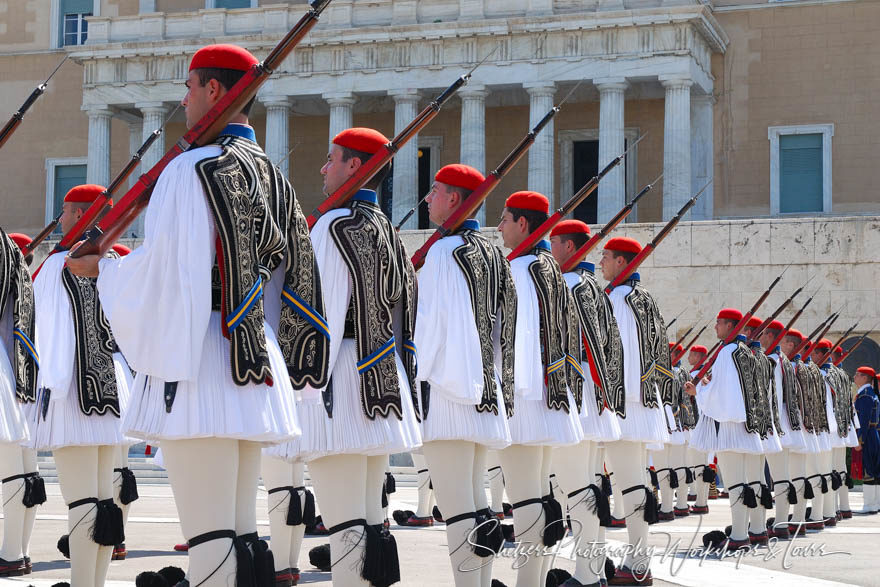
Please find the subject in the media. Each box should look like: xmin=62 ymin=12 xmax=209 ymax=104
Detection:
xmin=208 ymin=0 xmax=257 ymax=8
xmin=60 ymin=0 xmax=94 ymax=46
xmin=768 ymin=124 xmax=833 ymax=216
xmin=45 ymin=158 xmax=87 ymax=229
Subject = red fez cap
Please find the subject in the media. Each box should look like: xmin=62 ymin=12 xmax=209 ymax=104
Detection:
xmin=691 ymin=345 xmax=708 ymax=354
xmin=64 ymin=184 xmax=110 ymax=206
xmin=674 ymin=343 xmax=684 ymax=354
xmin=717 ymin=308 xmax=743 ymax=321
xmin=816 ymin=338 xmax=833 ymax=351
xmin=332 ymin=128 xmax=389 ymax=156
xmin=767 ymin=320 xmax=785 ymax=332
xmin=111 ymin=244 xmax=132 ymax=256
xmin=786 ymin=329 xmax=804 ymax=341
xmin=857 ymin=366 xmax=876 ymax=378
xmin=434 ymin=164 xmax=484 ymax=192
xmin=189 ymin=44 xmax=258 ymax=72
xmin=668 ymin=342 xmax=676 ymax=350
xmin=833 ymin=346 xmax=843 ymax=354
xmin=505 ymin=191 xmax=549 ymax=214
xmin=8 ymin=233 xmax=31 ymax=252
xmin=550 ymin=219 xmax=591 ymax=238
xmin=604 ymin=237 xmax=642 ymax=255
xmin=746 ymin=316 xmax=762 ymax=329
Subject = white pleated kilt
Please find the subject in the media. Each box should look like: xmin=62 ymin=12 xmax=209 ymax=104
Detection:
xmin=122 ymin=314 xmax=300 ymax=444
xmin=0 ymin=348 xmax=29 ymax=444
xmin=578 ymin=375 xmax=621 ymax=442
xmin=271 ymin=340 xmax=421 ymax=463
xmin=28 ymin=352 xmax=131 ymax=450
xmin=776 ymin=407 xmax=809 ymax=452
xmin=843 ymin=425 xmax=860 ymax=448
xmin=662 ymin=405 xmax=687 ymax=446
xmin=507 ymin=388 xmax=583 ymax=447
xmin=615 ymin=399 xmax=671 ymax=444
xmin=761 ymin=429 xmax=783 ymax=453
xmin=689 ymin=415 xmax=765 ymax=454
xmin=790 ymin=429 xmax=820 ymax=454
xmin=419 ymin=380 xmax=511 ymax=450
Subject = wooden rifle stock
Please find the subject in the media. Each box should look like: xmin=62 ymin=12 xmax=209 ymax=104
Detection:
xmin=817 ymin=321 xmax=858 ymax=366
xmin=307 ymin=70 xmax=472 ymax=229
xmin=410 ymin=102 xmax=559 ymax=270
xmin=0 ymin=55 xmax=68 ymax=151
xmin=507 ymin=136 xmax=644 ymax=262
xmin=68 ymin=0 xmax=332 ymax=260
xmin=765 ymin=290 xmax=819 ymax=354
xmin=560 ymin=175 xmax=661 ymax=273
xmin=791 ymin=313 xmax=838 ymax=359
xmin=749 ymin=278 xmax=811 ymax=342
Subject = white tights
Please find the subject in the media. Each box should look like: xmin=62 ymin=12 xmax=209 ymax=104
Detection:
xmin=604 ymin=441 xmax=650 ymax=574
xmin=686 ymin=448 xmax=710 ymax=507
xmin=746 ymin=454 xmax=766 ymax=534
xmin=0 ymin=444 xmax=38 ymax=562
xmin=715 ymin=452 xmax=749 ymax=541
xmin=411 ymin=453 xmax=436 ymax=518
xmin=486 ymin=450 xmax=505 ymax=513
xmin=834 ymin=447 xmax=851 ymax=512
xmin=261 ymin=456 xmax=306 ymax=573
xmin=766 ymin=450 xmax=791 ymax=528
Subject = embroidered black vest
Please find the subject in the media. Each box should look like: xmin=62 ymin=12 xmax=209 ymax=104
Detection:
xmin=751 ymin=346 xmax=779 ymax=438
xmin=794 ymin=358 xmax=826 ymax=434
xmin=569 ymin=266 xmax=625 ymax=418
xmin=676 ymin=366 xmax=699 ymax=429
xmin=0 ymin=230 xmax=38 ymax=403
xmin=329 ymin=197 xmax=418 ymax=421
xmin=809 ymin=362 xmax=830 ymax=433
xmin=730 ymin=340 xmax=764 ymax=435
xmin=526 ymin=247 xmax=581 ymax=412
xmin=61 ymin=256 xmax=121 ymax=417
xmin=198 ymin=134 xmax=286 ymax=387
xmin=451 ymin=225 xmax=516 ymax=417
xmin=264 ymin=159 xmax=330 ymax=390
xmin=621 ymin=278 xmax=672 ymax=409
xmin=829 ymin=365 xmax=854 ymax=437
xmin=777 ymin=352 xmax=803 ymax=431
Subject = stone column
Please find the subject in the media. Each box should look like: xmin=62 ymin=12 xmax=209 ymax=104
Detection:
xmin=459 ymin=84 xmax=488 ymax=223
xmin=263 ymin=96 xmax=291 ymax=178
xmin=324 ymin=92 xmax=355 ymax=144
xmin=690 ymin=94 xmax=714 ymax=220
xmin=524 ymin=82 xmax=556 ymax=203
xmin=660 ymin=75 xmax=693 ymax=220
xmin=128 ymin=120 xmax=143 ymax=189
xmin=390 ymin=89 xmax=420 ymax=230
xmin=135 ymin=102 xmax=167 ymax=237
xmin=86 ymin=106 xmax=113 ymax=187
xmin=596 ymin=78 xmax=628 ymax=223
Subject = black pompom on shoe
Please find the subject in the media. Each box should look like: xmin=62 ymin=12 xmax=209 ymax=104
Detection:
xmin=135 ymin=571 xmax=170 ymax=587
xmin=157 ymin=566 xmax=185 ymax=585
xmin=57 ymin=534 xmax=70 ymax=559
xmin=546 ymin=568 xmax=572 ymax=586
xmin=309 ymin=543 xmax=331 ymax=572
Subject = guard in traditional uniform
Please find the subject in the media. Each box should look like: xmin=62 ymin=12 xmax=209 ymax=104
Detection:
xmin=686 ymin=308 xmax=765 ymax=551
xmin=497 ymin=192 xmax=584 ymax=586
xmin=654 ymin=342 xmax=690 ymax=521
xmin=854 ymin=367 xmax=880 ymax=514
xmin=296 ymin=127 xmax=421 ymax=587
xmin=550 ymin=219 xmax=623 ymax=586
xmin=0 ymin=231 xmax=42 ymax=578
xmin=684 ymin=345 xmax=712 ymax=515
xmin=599 ymin=237 xmax=671 ymax=585
xmin=758 ymin=320 xmax=808 ymax=539
xmin=31 ymin=185 xmax=131 ymax=586
xmin=827 ymin=345 xmax=858 ymax=519
xmin=68 ymin=45 xmax=306 ymax=586
xmin=416 ymin=163 xmax=515 ymax=586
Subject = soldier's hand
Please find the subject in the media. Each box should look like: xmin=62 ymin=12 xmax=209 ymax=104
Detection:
xmin=65 ymin=248 xmax=101 ymax=278
xmin=684 ymin=381 xmax=697 ymax=396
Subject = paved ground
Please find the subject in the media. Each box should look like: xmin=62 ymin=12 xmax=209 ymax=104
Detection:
xmin=0 ymin=484 xmax=875 ymax=586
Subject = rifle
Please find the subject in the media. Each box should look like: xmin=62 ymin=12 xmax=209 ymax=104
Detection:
xmin=507 ymin=135 xmax=644 ymax=261
xmin=0 ymin=55 xmax=68 ymax=151
xmin=672 ymin=322 xmax=696 ymax=349
xmin=665 ymin=307 xmax=686 ymax=331
xmin=307 ymin=57 xmax=492 ymax=230
xmin=817 ymin=321 xmax=859 ymax=366
xmin=68 ymin=0 xmax=333 ymax=260
xmin=672 ymin=322 xmax=710 ymax=364
xmin=802 ymin=310 xmax=844 ymax=359
xmin=790 ymin=311 xmax=839 ymax=359
xmin=604 ymin=180 xmax=711 ymax=294
xmin=834 ymin=325 xmax=878 ymax=366
xmin=748 ymin=275 xmax=814 ymax=341
xmin=560 ymin=174 xmax=661 ymax=273
xmin=396 ymin=190 xmax=431 ymax=230
xmin=28 ymin=103 xmax=181 ymax=259
xmin=409 ymin=82 xmax=583 ymax=270
xmin=692 ymin=266 xmax=789 ymax=381
xmin=764 ymin=287 xmax=821 ymax=354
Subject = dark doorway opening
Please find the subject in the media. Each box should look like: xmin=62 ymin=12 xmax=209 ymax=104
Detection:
xmin=572 ymin=140 xmax=599 ymax=224
xmin=417 ymin=147 xmax=432 ymax=229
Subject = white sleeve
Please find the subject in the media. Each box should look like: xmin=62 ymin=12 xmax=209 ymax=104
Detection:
xmin=33 ymin=253 xmax=75 ymax=400
xmin=510 ymin=258 xmax=543 ymax=401
xmin=608 ymin=286 xmax=642 ymax=404
xmin=695 ymin=344 xmax=747 ymax=422
xmin=96 ymin=148 xmax=219 ymax=383
xmin=414 ymin=239 xmax=484 ymax=404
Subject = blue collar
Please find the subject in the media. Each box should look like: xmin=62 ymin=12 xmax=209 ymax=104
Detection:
xmin=749 ymin=341 xmax=762 ymax=349
xmin=805 ymin=357 xmax=812 ymax=364
xmin=628 ymin=272 xmax=641 ymax=282
xmin=773 ymin=345 xmax=781 ymax=354
xmin=822 ymin=362 xmax=833 ymax=369
xmin=219 ymin=123 xmax=256 ymax=143
xmin=579 ymin=261 xmax=595 ymax=273
xmin=735 ymin=334 xmax=748 ymax=343
xmin=534 ymin=240 xmax=551 ymax=252
xmin=794 ymin=354 xmax=802 ymax=361
xmin=459 ymin=219 xmax=480 ymax=231
xmin=352 ymin=189 xmax=378 ymax=204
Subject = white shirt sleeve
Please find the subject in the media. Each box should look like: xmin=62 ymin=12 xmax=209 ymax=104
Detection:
xmin=695 ymin=344 xmax=747 ymax=423
xmin=608 ymin=286 xmax=642 ymax=404
xmin=509 ymin=257 xmax=543 ymax=402
xmin=33 ymin=252 xmax=76 ymax=401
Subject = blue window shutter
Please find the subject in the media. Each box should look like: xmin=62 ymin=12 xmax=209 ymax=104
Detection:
xmin=54 ymin=164 xmax=88 ymax=229
xmin=215 ymin=0 xmax=251 ymax=8
xmin=779 ymin=133 xmax=823 ymax=214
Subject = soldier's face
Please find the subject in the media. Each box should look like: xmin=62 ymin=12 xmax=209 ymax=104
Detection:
xmin=549 ymin=236 xmax=570 ymax=265
xmin=182 ymin=71 xmax=223 ymax=130
xmin=854 ymin=372 xmax=869 ymax=386
xmin=759 ymin=330 xmax=778 ymax=349
xmin=497 ymin=209 xmax=526 ymax=249
xmin=599 ymin=250 xmax=624 ymax=282
xmin=780 ymin=336 xmax=798 ymax=355
xmin=687 ymin=350 xmax=706 ymax=367
xmin=321 ymin=145 xmax=358 ymax=196
xmin=426 ymin=182 xmax=458 ymax=226
xmin=60 ymin=202 xmax=84 ymax=236
xmin=714 ymin=318 xmax=735 ymax=340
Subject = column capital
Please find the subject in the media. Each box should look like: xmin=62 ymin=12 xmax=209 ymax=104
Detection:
xmin=659 ymin=75 xmax=694 ymax=90
xmin=323 ymin=91 xmax=355 ymax=106
xmin=83 ymin=104 xmax=114 ymax=117
xmin=458 ymin=84 xmax=489 ymax=99
xmin=135 ymin=101 xmax=169 ymax=114
xmin=594 ymin=78 xmax=629 ymax=93
xmin=523 ymin=81 xmax=556 ymax=97
xmin=261 ymin=95 xmax=291 ymax=109
xmin=388 ymin=88 xmax=421 ymax=103
xmin=691 ymin=93 xmax=717 ymax=106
